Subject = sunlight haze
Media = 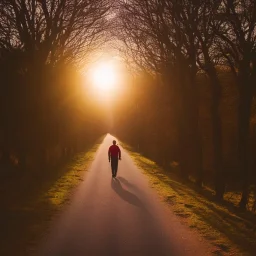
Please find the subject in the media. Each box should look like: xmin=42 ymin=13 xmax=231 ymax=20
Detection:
xmin=90 ymin=61 xmax=118 ymax=91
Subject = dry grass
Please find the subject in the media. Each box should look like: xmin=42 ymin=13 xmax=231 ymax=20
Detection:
xmin=120 ymin=141 xmax=256 ymax=256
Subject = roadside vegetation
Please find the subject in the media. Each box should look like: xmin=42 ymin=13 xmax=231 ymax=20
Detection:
xmin=121 ymin=141 xmax=256 ymax=256
xmin=0 ymin=2 xmax=110 ymax=254
xmin=114 ymin=0 xmax=256 ymax=210
xmin=0 ymin=137 xmax=103 ymax=256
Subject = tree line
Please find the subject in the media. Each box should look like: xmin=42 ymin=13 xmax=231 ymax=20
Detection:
xmin=0 ymin=0 xmax=112 ymax=173
xmin=1 ymin=0 xmax=255 ymax=211
xmin=113 ymin=0 xmax=256 ymax=209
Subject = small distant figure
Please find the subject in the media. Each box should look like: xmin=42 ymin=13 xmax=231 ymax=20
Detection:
xmin=108 ymin=140 xmax=121 ymax=178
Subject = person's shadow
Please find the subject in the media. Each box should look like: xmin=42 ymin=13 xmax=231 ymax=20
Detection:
xmin=111 ymin=178 xmax=144 ymax=209
xmin=117 ymin=177 xmax=137 ymax=189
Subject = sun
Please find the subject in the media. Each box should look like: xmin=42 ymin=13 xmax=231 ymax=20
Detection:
xmin=91 ymin=62 xmax=117 ymax=91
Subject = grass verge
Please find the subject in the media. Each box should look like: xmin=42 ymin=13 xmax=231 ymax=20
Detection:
xmin=0 ymin=136 xmax=103 ymax=256
xmin=120 ymin=141 xmax=256 ymax=256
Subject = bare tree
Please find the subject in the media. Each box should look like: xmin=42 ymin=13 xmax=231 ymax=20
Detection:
xmin=214 ymin=0 xmax=256 ymax=208
xmin=0 ymin=0 xmax=111 ymax=66
xmin=160 ymin=0 xmax=203 ymax=183
xmin=193 ymin=0 xmax=226 ymax=198
xmin=0 ymin=0 xmax=112 ymax=170
xmin=115 ymin=0 xmax=205 ymax=180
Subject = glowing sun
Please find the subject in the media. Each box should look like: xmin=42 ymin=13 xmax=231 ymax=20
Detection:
xmin=91 ymin=62 xmax=118 ymax=91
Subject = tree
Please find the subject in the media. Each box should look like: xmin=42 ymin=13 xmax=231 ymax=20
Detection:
xmin=214 ymin=0 xmax=256 ymax=208
xmin=0 ymin=0 xmax=112 ymax=170
xmin=0 ymin=0 xmax=111 ymax=65
xmin=116 ymin=0 xmax=204 ymax=181
xmin=194 ymin=0 xmax=226 ymax=198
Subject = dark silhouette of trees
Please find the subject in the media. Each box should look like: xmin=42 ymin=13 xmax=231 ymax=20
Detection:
xmin=194 ymin=0 xmax=225 ymax=198
xmin=1 ymin=0 xmax=256 ymax=211
xmin=0 ymin=0 xmax=110 ymax=64
xmin=115 ymin=0 xmax=204 ymax=182
xmin=115 ymin=0 xmax=256 ymax=208
xmin=213 ymin=0 xmax=256 ymax=208
xmin=0 ymin=0 xmax=111 ymax=172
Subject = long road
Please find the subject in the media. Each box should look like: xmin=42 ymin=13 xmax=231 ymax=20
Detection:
xmin=39 ymin=134 xmax=212 ymax=256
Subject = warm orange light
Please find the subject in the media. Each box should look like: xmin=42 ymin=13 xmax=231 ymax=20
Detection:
xmin=90 ymin=62 xmax=118 ymax=92
xmin=83 ymin=58 xmax=128 ymax=103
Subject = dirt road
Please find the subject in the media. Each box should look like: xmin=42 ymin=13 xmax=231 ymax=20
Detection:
xmin=39 ymin=134 xmax=212 ymax=256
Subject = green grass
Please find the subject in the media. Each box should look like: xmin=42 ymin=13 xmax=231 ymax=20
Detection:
xmin=120 ymin=140 xmax=256 ymax=256
xmin=0 ymin=137 xmax=103 ymax=256
xmin=41 ymin=147 xmax=98 ymax=207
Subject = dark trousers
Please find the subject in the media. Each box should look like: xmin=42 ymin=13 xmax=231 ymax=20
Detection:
xmin=111 ymin=157 xmax=118 ymax=176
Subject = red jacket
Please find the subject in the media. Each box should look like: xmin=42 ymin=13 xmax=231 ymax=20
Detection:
xmin=108 ymin=145 xmax=121 ymax=159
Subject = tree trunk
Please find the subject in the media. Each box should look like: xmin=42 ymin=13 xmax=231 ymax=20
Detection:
xmin=188 ymin=84 xmax=203 ymax=187
xmin=179 ymin=64 xmax=202 ymax=183
xmin=200 ymin=44 xmax=225 ymax=198
xmin=187 ymin=66 xmax=203 ymax=186
xmin=195 ymin=134 xmax=203 ymax=187
xmin=238 ymin=84 xmax=253 ymax=209
xmin=172 ymin=63 xmax=188 ymax=179
xmin=210 ymin=75 xmax=225 ymax=200
xmin=176 ymin=69 xmax=190 ymax=180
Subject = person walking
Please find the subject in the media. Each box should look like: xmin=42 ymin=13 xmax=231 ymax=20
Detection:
xmin=108 ymin=140 xmax=121 ymax=178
